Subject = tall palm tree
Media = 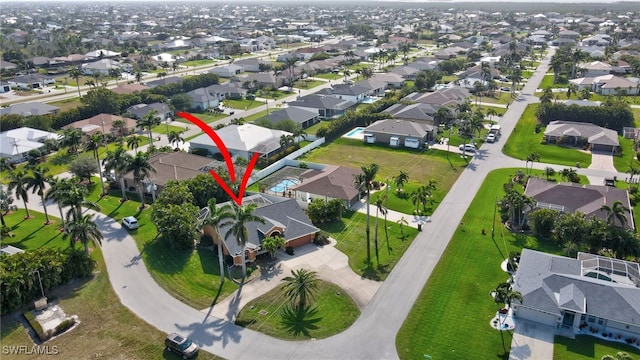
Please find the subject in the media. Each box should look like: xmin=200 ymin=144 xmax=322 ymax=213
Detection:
xmin=45 ymin=177 xmax=73 ymax=230
xmin=26 ymin=165 xmax=51 ymax=224
xmin=374 ymin=197 xmax=387 ymax=265
xmin=126 ymin=136 xmax=142 ymax=154
xmin=7 ymin=168 xmax=30 ymax=218
xmin=137 ymin=110 xmax=160 ymax=146
xmin=125 ymin=152 xmax=156 ymax=209
xmin=108 ymin=68 xmax=121 ymax=86
xmin=63 ymin=213 xmax=103 ymax=255
xmin=222 ymin=203 xmax=266 ymax=277
xmin=525 ymin=152 xmax=540 ymax=175
xmin=292 ymin=127 xmax=307 ymax=144
xmin=411 ymin=186 xmax=429 ymax=212
xmin=600 ymin=200 xmax=630 ymax=228
xmin=69 ymin=68 xmax=82 ymax=98
xmin=433 ymin=106 xmax=452 ymax=140
xmin=202 ymin=198 xmax=234 ymax=284
xmin=281 ymin=268 xmax=319 ymax=309
xmin=60 ymin=182 xmax=100 ymax=223
xmin=353 ymin=163 xmax=379 ymax=266
xmin=103 ymin=146 xmax=133 ymax=201
xmin=168 ymin=130 xmax=185 ymax=149
xmin=60 ymin=127 xmax=84 ymax=157
xmin=83 ymin=132 xmax=106 ymax=195
xmin=397 ymin=216 xmax=408 ymax=239
xmin=111 ymin=119 xmax=127 ymax=137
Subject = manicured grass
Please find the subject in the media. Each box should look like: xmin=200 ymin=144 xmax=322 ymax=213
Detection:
xmin=472 ymin=105 xmax=507 ymax=117
xmin=235 ymin=280 xmax=359 ymax=340
xmin=1 ymin=209 xmax=66 ymax=250
xmin=319 ymin=211 xmax=419 ymax=280
xmin=539 ymin=74 xmax=564 ymax=89
xmin=223 ymin=98 xmax=263 ymax=110
xmin=502 ymin=104 xmax=592 ymax=167
xmin=244 ymin=110 xmax=269 ymax=122
xmin=256 ymin=89 xmax=293 ymax=100
xmin=370 ymin=182 xmax=440 ymax=216
xmin=313 ymin=73 xmax=341 ymax=80
xmin=183 ymin=59 xmax=215 ymax=67
xmin=0 ymin=210 xmax=221 ymax=360
xmin=396 ymin=168 xmax=564 ymax=360
xmin=151 ymin=124 xmax=185 ymax=135
xmin=554 ymin=335 xmax=640 ymax=359
xmin=48 ymin=97 xmax=82 ymax=111
xmin=476 ymin=92 xmax=515 ymax=105
xmin=292 ymin=79 xmax=324 ymax=89
xmin=303 ymin=120 xmax=330 ymax=135
xmin=299 ymin=138 xmax=468 ymax=198
xmin=186 ymin=111 xmax=228 ymax=124
xmin=612 ymin=136 xmax=636 ymax=173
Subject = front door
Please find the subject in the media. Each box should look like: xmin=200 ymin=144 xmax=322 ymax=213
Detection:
xmin=562 ymin=311 xmax=575 ymax=328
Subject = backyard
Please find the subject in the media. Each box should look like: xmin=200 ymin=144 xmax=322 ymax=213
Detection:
xmin=395 ymin=168 xmax=636 ymax=360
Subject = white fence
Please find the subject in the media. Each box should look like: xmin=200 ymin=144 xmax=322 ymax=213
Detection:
xmin=248 ymin=137 xmax=326 ymax=186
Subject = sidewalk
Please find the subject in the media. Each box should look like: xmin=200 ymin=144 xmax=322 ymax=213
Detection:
xmin=204 ymin=238 xmax=381 ymax=321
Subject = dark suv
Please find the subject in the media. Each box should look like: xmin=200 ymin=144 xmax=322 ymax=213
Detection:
xmin=165 ymin=333 xmax=199 ymax=359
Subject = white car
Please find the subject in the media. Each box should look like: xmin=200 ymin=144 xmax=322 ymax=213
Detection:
xmin=486 ymin=134 xmax=496 ymax=143
xmin=122 ymin=216 xmax=139 ymax=230
xmin=459 ymin=144 xmax=476 ymax=152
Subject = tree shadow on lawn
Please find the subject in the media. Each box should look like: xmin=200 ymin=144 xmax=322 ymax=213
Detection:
xmin=196 ymin=246 xmax=220 ymax=276
xmin=279 ymin=305 xmax=322 ymax=337
xmin=142 ymin=238 xmax=191 ymax=274
xmin=555 ymin=335 xmax=596 ymax=358
xmin=360 ymin=263 xmax=388 ymax=281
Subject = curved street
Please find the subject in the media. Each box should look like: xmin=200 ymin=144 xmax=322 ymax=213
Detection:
xmin=16 ymin=46 xmax=632 ymax=359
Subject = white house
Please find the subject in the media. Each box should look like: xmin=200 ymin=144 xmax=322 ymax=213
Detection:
xmin=189 ymin=124 xmax=291 ymax=160
xmin=0 ymin=127 xmax=60 ymax=163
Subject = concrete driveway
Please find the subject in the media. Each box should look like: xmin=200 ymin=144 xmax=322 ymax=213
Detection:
xmin=509 ymin=319 xmax=555 ymax=360
xmin=588 ymin=150 xmax=617 ymax=184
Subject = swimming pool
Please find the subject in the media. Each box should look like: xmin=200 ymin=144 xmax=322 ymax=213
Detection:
xmin=269 ymin=178 xmax=300 ymax=193
xmin=361 ymin=97 xmax=378 ymax=104
xmin=345 ymin=127 xmax=365 ymax=138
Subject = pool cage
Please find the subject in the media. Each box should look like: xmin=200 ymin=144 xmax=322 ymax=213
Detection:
xmin=256 ymin=166 xmax=307 ymax=197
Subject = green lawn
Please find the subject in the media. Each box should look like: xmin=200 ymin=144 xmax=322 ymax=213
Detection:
xmin=319 ymin=211 xmax=419 ymax=280
xmin=303 ymin=120 xmax=330 ymax=135
xmin=502 ymin=104 xmax=592 ymax=167
xmin=477 ymin=92 xmax=515 ymax=105
xmin=396 ymin=168 xmax=565 ymax=360
xmin=371 ymin=182 xmax=439 ymax=216
xmin=47 ymin=98 xmax=82 ymax=111
xmin=313 ymin=73 xmax=341 ymax=80
xmin=1 ymin=209 xmax=66 ymax=250
xmin=554 ymin=335 xmax=640 ymax=359
xmin=0 ymin=209 xmax=220 ymax=360
xmin=244 ymin=110 xmax=269 ymax=122
xmin=151 ymin=124 xmax=185 ymax=135
xmin=183 ymin=59 xmax=216 ymax=67
xmin=223 ymin=99 xmax=264 ymax=110
xmin=184 ymin=111 xmax=228 ymax=124
xmin=292 ymin=79 xmax=324 ymax=89
xmin=300 ymin=138 xmax=468 ymax=196
xmin=235 ymin=280 xmax=360 ymax=340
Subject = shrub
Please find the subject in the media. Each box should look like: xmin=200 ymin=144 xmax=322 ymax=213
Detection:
xmin=191 ymin=148 xmax=209 ymax=157
xmin=313 ymin=232 xmax=331 ymax=246
xmin=54 ymin=318 xmax=75 ymax=334
xmin=24 ymin=311 xmax=47 ymax=341
xmin=285 ymin=246 xmax=294 ymax=256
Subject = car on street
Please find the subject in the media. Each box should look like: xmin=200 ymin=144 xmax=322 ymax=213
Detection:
xmin=459 ymin=144 xmax=476 ymax=152
xmin=486 ymin=133 xmax=496 ymax=143
xmin=165 ymin=333 xmax=199 ymax=359
xmin=122 ymin=216 xmax=139 ymax=230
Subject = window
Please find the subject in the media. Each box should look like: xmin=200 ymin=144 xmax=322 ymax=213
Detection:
xmin=588 ymin=315 xmax=596 ymax=323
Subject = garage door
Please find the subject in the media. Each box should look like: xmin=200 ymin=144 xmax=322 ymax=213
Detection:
xmin=515 ymin=307 xmax=559 ymax=327
xmin=591 ymin=144 xmax=613 ymax=152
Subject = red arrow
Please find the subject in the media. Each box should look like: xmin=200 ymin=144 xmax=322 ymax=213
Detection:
xmin=176 ymin=112 xmax=259 ymax=206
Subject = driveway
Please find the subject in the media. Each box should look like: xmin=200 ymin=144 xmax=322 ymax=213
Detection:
xmin=588 ymin=151 xmax=617 ymax=185
xmin=509 ymin=319 xmax=555 ymax=360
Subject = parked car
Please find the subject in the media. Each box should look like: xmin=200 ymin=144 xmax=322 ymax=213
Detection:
xmin=122 ymin=216 xmax=139 ymax=230
xmin=165 ymin=333 xmax=199 ymax=359
xmin=486 ymin=133 xmax=496 ymax=143
xmin=459 ymin=144 xmax=476 ymax=152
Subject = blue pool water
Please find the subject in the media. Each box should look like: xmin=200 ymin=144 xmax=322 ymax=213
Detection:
xmin=269 ymin=178 xmax=300 ymax=193
xmin=346 ymin=127 xmax=365 ymax=137
xmin=362 ymin=97 xmax=378 ymax=104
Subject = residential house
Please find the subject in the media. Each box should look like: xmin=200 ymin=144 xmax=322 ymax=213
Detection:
xmin=315 ymin=84 xmax=368 ymax=104
xmin=206 ymin=194 xmax=319 ymax=267
xmin=371 ymin=73 xmax=405 ymax=89
xmin=81 ymin=58 xmax=125 ymax=76
xmin=186 ymin=87 xmax=221 ymax=111
xmin=65 ymin=113 xmax=137 ymax=136
xmin=286 ymin=94 xmax=355 ymax=119
xmin=0 ymin=60 xmax=19 ymax=73
xmin=524 ymin=177 xmax=634 ymax=230
xmin=578 ymin=61 xmax=612 ymax=77
xmin=511 ymin=249 xmax=640 ymax=340
xmin=403 ymin=86 xmax=471 ymax=107
xmin=8 ymin=74 xmax=55 ymax=90
xmin=543 ymin=121 xmax=619 ymax=152
xmin=363 ymin=119 xmax=433 ymax=148
xmin=261 ymin=107 xmax=320 ymax=129
xmin=290 ymin=165 xmax=362 ymax=209
xmin=355 ymin=79 xmax=388 ymax=97
xmin=189 ymin=124 xmax=291 ymax=160
xmin=234 ymin=58 xmax=272 ymax=72
xmin=383 ymin=103 xmax=438 ymax=123
xmin=0 ymin=127 xmax=60 ymax=163
xmin=209 ymin=64 xmax=244 ymax=78
xmin=243 ymin=72 xmax=284 ymax=89
xmin=127 ymin=102 xmax=172 ymax=122
xmin=0 ymin=102 xmax=59 ymax=117
xmin=146 ymin=76 xmax=183 ymax=88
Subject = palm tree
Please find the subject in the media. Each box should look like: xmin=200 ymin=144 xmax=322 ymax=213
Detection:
xmin=503 ymin=189 xmax=534 ymax=229
xmin=373 ymin=197 xmax=387 ymax=265
xmin=26 ymin=166 xmax=51 ymax=224
xmin=433 ymin=106 xmax=452 ymax=140
xmin=126 ymin=136 xmax=142 ymax=154
xmin=60 ymin=182 xmax=100 ymax=223
xmin=111 ymin=119 xmax=128 ymax=137
xmin=284 ymin=57 xmax=297 ymax=87
xmin=103 ymin=146 xmax=133 ymax=201
xmin=63 ymin=213 xmax=103 ymax=255
xmin=135 ymin=70 xmax=143 ymax=84
xmin=45 ymin=177 xmax=73 ymax=230
xmin=168 ymin=130 xmax=185 ymax=149
xmin=60 ymin=127 xmax=83 ymax=157
xmin=222 ymin=203 xmax=266 ymax=277
xmin=125 ymin=152 xmax=156 ymax=209
xmin=571 ymin=49 xmax=588 ymax=79
xmin=540 ymin=87 xmax=555 ymax=104
xmin=544 ymin=167 xmax=556 ymax=181
xmin=397 ymin=216 xmax=408 ymax=239
xmin=261 ymin=235 xmax=285 ymax=260
xmin=137 ymin=110 xmax=160 ymax=146
xmin=7 ymin=168 xmax=30 ymax=218
xmin=202 ymin=198 xmax=234 ymax=284
xmin=411 ymin=186 xmax=429 ymax=212
xmin=353 ymin=163 xmax=379 ymax=266
xmin=108 ymin=68 xmax=121 ymax=86
xmin=525 ymin=152 xmax=540 ymax=175
xmin=600 ymin=200 xmax=630 ymax=228
xmin=510 ymin=67 xmax=522 ymax=94
xmin=69 ymin=68 xmax=82 ymax=98
xmin=394 ymin=171 xmax=409 ymax=192
xmin=83 ymin=132 xmax=106 ymax=195
xmin=281 ymin=268 xmax=319 ymax=309
xmin=579 ymin=87 xmax=592 ymax=100
xmin=292 ymin=127 xmax=307 ymax=144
